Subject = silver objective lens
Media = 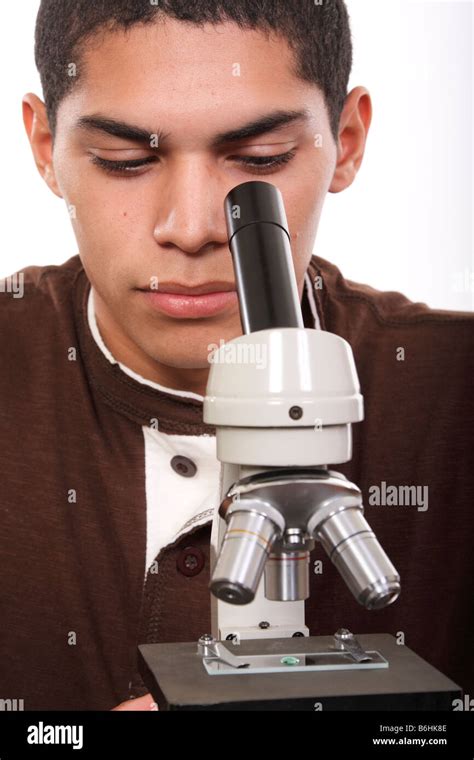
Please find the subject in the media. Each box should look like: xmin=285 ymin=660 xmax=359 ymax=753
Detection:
xmin=264 ymin=551 xmax=310 ymax=601
xmin=209 ymin=509 xmax=281 ymax=604
xmin=314 ymin=507 xmax=400 ymax=609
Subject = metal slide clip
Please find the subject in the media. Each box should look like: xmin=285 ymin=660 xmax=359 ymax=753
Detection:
xmin=333 ymin=628 xmax=372 ymax=663
xmin=197 ymin=634 xmax=250 ymax=669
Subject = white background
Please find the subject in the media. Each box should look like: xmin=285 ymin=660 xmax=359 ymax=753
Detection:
xmin=1 ymin=0 xmax=472 ymax=310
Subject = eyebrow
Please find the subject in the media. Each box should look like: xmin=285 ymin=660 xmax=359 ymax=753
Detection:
xmin=74 ymin=109 xmax=311 ymax=147
xmin=75 ymin=116 xmax=166 ymax=144
xmin=212 ymin=109 xmax=311 ymax=146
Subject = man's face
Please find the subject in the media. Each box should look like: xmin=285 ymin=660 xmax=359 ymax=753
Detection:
xmin=51 ymin=19 xmax=337 ymax=372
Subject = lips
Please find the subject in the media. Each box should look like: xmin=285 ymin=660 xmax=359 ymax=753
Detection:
xmin=138 ymin=281 xmax=235 ymax=296
xmin=137 ymin=282 xmax=238 ymax=319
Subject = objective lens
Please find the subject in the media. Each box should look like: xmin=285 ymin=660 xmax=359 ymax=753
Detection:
xmin=315 ymin=507 xmax=400 ymax=609
xmin=209 ymin=510 xmax=281 ymax=604
xmin=264 ymin=551 xmax=310 ymax=601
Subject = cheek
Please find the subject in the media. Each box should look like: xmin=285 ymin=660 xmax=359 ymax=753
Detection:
xmin=282 ymin=150 xmax=336 ymax=276
xmin=55 ymin=152 xmax=145 ymax=235
xmin=65 ymin=183 xmax=145 ymax=273
xmin=64 ymin=197 xmax=137 ymax=296
xmin=284 ymin=187 xmax=323 ymax=277
xmin=70 ymin=184 xmax=138 ymax=232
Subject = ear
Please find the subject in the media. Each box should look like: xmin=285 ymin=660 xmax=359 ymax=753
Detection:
xmin=22 ymin=93 xmax=63 ymax=198
xmin=329 ymin=86 xmax=372 ymax=194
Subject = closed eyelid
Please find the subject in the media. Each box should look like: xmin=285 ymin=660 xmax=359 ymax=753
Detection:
xmin=91 ymin=147 xmax=147 ymax=152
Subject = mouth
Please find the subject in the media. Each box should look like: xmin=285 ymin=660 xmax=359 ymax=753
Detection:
xmin=136 ymin=282 xmax=238 ymax=319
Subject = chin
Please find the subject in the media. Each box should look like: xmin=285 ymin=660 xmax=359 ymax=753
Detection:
xmin=149 ymin=347 xmax=212 ymax=371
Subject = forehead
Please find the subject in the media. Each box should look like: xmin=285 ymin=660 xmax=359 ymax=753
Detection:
xmin=62 ymin=18 xmax=323 ymax=138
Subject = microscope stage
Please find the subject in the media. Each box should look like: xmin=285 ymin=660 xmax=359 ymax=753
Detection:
xmin=138 ymin=633 xmax=461 ymax=711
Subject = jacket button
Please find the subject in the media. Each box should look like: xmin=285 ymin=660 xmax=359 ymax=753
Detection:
xmin=171 ymin=455 xmax=197 ymax=477
xmin=177 ymin=546 xmax=205 ymax=577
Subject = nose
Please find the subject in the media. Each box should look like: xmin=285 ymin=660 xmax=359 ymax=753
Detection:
xmin=152 ymin=155 xmax=230 ymax=255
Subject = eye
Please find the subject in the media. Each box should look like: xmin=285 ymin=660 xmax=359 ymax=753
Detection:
xmin=233 ymin=150 xmax=296 ymax=174
xmin=89 ymin=155 xmax=158 ymax=175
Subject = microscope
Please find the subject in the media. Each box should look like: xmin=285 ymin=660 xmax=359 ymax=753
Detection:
xmin=139 ymin=181 xmax=462 ymax=710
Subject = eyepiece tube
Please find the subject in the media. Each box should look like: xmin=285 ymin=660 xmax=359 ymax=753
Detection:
xmin=224 ymin=181 xmax=304 ymax=334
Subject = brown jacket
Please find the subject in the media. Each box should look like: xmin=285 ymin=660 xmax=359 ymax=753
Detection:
xmin=0 ymin=253 xmax=472 ymax=710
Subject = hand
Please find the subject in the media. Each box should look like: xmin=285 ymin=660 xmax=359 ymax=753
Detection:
xmin=111 ymin=693 xmax=159 ymax=711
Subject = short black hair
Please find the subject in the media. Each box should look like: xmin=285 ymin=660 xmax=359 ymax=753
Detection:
xmin=35 ymin=0 xmax=352 ymax=141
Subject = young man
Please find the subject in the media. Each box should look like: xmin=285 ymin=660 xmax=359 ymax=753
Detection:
xmin=1 ymin=0 xmax=472 ymax=711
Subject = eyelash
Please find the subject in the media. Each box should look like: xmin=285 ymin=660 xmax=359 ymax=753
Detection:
xmin=90 ymin=151 xmax=296 ymax=177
